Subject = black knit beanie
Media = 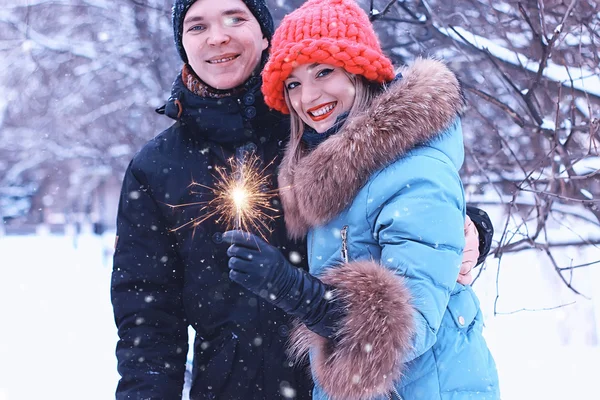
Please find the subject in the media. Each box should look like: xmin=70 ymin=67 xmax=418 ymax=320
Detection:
xmin=172 ymin=0 xmax=274 ymax=64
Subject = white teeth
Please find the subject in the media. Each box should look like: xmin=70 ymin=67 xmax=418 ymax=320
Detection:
xmin=209 ymin=56 xmax=236 ymax=64
xmin=310 ymin=103 xmax=335 ymax=117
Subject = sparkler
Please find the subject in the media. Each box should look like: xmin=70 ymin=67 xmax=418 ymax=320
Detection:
xmin=165 ymin=152 xmax=279 ymax=241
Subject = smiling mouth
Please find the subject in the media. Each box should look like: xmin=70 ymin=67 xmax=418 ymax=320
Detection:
xmin=207 ymin=54 xmax=240 ymax=64
xmin=307 ymin=102 xmax=337 ymax=122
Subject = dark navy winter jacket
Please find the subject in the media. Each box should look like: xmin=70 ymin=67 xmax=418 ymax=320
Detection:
xmin=111 ymin=74 xmax=312 ymax=400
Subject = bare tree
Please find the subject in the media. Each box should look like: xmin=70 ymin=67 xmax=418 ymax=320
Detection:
xmin=1 ymin=0 xmax=598 ymax=296
xmin=0 ymin=0 xmax=176 ymax=226
xmin=357 ymin=0 xmax=600 ymax=298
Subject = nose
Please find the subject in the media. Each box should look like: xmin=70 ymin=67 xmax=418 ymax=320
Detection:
xmin=206 ymin=26 xmax=230 ymax=46
xmin=300 ymin=82 xmax=321 ymax=105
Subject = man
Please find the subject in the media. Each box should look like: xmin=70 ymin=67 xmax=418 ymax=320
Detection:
xmin=111 ymin=1 xmax=312 ymax=398
xmin=111 ymin=0 xmax=493 ymax=399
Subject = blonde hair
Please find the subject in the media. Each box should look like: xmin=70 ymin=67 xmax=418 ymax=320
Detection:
xmin=283 ymin=71 xmax=382 ymax=165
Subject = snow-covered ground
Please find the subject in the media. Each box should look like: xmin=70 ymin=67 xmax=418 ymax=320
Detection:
xmin=0 ymin=230 xmax=598 ymax=400
xmin=0 ymin=233 xmax=120 ymax=400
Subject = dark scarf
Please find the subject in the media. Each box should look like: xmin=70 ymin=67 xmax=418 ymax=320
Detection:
xmin=300 ymin=74 xmax=402 ymax=151
xmin=181 ymin=64 xmax=262 ymax=99
xmin=301 ymin=113 xmax=349 ymax=151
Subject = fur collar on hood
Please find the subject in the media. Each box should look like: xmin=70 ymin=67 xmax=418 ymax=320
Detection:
xmin=278 ymin=58 xmax=465 ymax=239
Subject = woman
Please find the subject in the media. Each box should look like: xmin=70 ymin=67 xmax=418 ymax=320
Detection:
xmin=224 ymin=0 xmax=500 ymax=399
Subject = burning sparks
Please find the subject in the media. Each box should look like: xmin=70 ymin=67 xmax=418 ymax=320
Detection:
xmin=165 ymin=153 xmax=278 ymax=240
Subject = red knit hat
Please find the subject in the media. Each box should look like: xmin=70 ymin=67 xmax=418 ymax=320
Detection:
xmin=262 ymin=0 xmax=395 ymax=114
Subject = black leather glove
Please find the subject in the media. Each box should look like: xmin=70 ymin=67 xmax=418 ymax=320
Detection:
xmin=223 ymin=230 xmax=344 ymax=338
xmin=466 ymin=205 xmax=494 ymax=265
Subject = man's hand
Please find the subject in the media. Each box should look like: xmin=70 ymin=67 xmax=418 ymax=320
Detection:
xmin=223 ymin=230 xmax=291 ymax=299
xmin=223 ymin=230 xmax=344 ymax=339
xmin=459 ymin=215 xmax=479 ymax=285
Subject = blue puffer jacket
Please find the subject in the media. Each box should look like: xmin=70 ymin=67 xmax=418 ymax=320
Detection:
xmin=278 ymin=59 xmax=500 ymax=400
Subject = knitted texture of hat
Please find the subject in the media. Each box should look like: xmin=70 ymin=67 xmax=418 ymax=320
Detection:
xmin=261 ymin=0 xmax=394 ymax=114
xmin=172 ymin=0 xmax=274 ymax=63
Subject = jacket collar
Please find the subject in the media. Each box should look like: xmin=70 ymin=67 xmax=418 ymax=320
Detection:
xmin=278 ymin=58 xmax=466 ymax=239
xmin=156 ymin=71 xmax=271 ymax=146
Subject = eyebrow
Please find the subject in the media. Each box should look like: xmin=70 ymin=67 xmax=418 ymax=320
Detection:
xmin=184 ymin=8 xmax=250 ymax=25
xmin=184 ymin=15 xmax=204 ymax=24
xmin=223 ymin=8 xmax=250 ymax=16
xmin=287 ymin=63 xmax=321 ymax=80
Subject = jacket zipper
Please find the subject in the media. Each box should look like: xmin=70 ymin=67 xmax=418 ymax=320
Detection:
xmin=386 ymin=387 xmax=403 ymax=400
xmin=341 ymin=224 xmax=402 ymax=400
xmin=387 ymin=386 xmax=402 ymax=400
xmin=340 ymin=225 xmax=349 ymax=263
xmin=309 ymin=230 xmax=315 ymax=266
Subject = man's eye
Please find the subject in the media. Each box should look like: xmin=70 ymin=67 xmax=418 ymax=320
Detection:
xmin=286 ymin=82 xmax=300 ymax=90
xmin=317 ymin=68 xmax=333 ymax=78
xmin=188 ymin=25 xmax=206 ymax=32
xmin=225 ymin=17 xmax=246 ymax=26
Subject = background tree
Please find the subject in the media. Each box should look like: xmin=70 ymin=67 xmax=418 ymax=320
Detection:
xmin=1 ymin=0 xmax=598 ymax=297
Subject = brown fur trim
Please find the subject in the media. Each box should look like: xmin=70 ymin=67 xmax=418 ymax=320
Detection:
xmin=277 ymin=148 xmax=310 ymax=240
xmin=287 ymin=318 xmax=318 ymax=364
xmin=287 ymin=260 xmax=415 ymax=400
xmin=279 ymin=58 xmax=465 ymax=237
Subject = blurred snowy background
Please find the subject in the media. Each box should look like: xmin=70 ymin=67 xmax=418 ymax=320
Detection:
xmin=1 ymin=1 xmax=599 ymax=399
xmin=1 ymin=214 xmax=599 ymax=400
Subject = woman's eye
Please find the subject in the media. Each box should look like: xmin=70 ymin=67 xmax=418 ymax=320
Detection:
xmin=188 ymin=25 xmax=206 ymax=32
xmin=317 ymin=68 xmax=334 ymax=78
xmin=286 ymin=82 xmax=300 ymax=90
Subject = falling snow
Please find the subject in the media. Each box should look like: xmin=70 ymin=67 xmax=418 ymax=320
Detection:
xmin=0 ymin=220 xmax=598 ymax=399
xmin=288 ymin=251 xmax=302 ymax=264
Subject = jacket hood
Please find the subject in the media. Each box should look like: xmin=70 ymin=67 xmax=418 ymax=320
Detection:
xmin=278 ymin=58 xmax=466 ymax=239
xmin=157 ymin=73 xmax=279 ymax=146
